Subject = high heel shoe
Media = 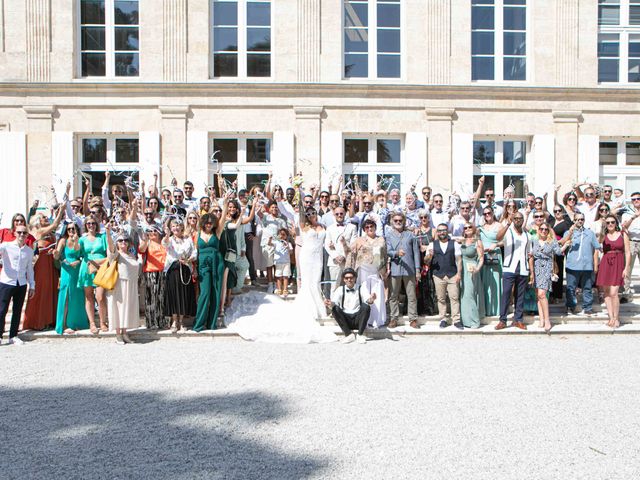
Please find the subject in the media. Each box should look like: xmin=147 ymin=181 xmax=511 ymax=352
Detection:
xmin=122 ymin=333 xmax=133 ymax=344
xmin=170 ymin=321 xmax=178 ymax=334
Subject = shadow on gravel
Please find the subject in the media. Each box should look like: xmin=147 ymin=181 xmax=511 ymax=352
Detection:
xmin=0 ymin=387 xmax=327 ymax=479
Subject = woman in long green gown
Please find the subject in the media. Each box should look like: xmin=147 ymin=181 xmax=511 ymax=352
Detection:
xmin=460 ymin=223 xmax=484 ymax=329
xmin=192 ymin=200 xmax=229 ymax=332
xmin=479 ymin=208 xmax=503 ymax=317
xmin=54 ymin=224 xmax=88 ymax=334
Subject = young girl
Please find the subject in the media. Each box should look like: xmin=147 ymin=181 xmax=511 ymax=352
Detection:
xmin=273 ymin=228 xmax=293 ymax=297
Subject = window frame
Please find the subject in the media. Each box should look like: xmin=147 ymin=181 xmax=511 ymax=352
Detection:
xmin=341 ymin=135 xmax=405 ymax=193
xmin=208 ymin=134 xmax=273 ymax=190
xmin=472 ymin=136 xmax=531 ymax=201
xmin=598 ymin=0 xmax=640 ymax=84
xmin=471 ymin=0 xmax=530 ymax=84
xmin=342 ymin=0 xmax=403 ymax=81
xmin=599 ymin=138 xmax=640 ymax=192
xmin=210 ymin=0 xmax=273 ymax=80
xmin=76 ymin=0 xmax=140 ymax=79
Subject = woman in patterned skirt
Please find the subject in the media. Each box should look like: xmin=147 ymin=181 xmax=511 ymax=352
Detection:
xmin=138 ymin=225 xmax=168 ymax=330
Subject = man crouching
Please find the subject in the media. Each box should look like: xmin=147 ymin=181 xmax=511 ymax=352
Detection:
xmin=324 ymin=268 xmax=376 ymax=344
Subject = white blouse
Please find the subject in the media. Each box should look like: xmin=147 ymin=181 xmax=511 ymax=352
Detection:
xmin=164 ymin=236 xmax=196 ymax=272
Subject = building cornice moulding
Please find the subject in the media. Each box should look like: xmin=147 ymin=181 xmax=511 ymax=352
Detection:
xmin=23 ymin=105 xmax=56 ymax=120
xmin=159 ymin=105 xmax=190 ymax=119
xmin=294 ymin=106 xmax=324 ymax=119
xmin=552 ymin=110 xmax=583 ymax=123
xmin=425 ymin=107 xmax=456 ymax=121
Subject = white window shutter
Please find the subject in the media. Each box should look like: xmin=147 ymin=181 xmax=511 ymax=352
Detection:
xmin=272 ymin=131 xmax=295 ymax=186
xmin=578 ymin=135 xmax=600 ymax=184
xmin=139 ymin=131 xmax=161 ymax=188
xmin=320 ymin=131 xmax=343 ymax=191
xmin=51 ymin=132 xmax=75 ymax=199
xmin=531 ymin=134 xmax=555 ymax=197
xmin=0 ymin=132 xmax=27 ymax=226
xmin=186 ymin=131 xmax=209 ymax=197
xmin=404 ymin=132 xmax=428 ymax=191
xmin=451 ymin=133 xmax=474 ymax=197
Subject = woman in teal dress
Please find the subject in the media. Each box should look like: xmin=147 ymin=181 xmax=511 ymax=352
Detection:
xmin=53 ymin=223 xmax=89 ymax=334
xmin=479 ymin=208 xmax=503 ymax=317
xmin=78 ymin=215 xmax=108 ymax=333
xmin=460 ymin=223 xmax=485 ymax=329
xmin=192 ymin=202 xmax=228 ymax=332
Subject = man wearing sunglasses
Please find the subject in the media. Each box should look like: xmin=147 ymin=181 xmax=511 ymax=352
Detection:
xmin=574 ymin=184 xmax=599 ymax=228
xmin=621 ymin=192 xmax=640 ymax=302
xmin=0 ymin=226 xmax=36 ymax=345
xmin=481 ymin=188 xmax=503 ymax=221
xmin=429 ymin=194 xmax=450 ymax=232
xmin=559 ymin=213 xmax=601 ymax=315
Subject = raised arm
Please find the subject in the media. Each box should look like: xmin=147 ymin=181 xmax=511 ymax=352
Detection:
xmin=82 ymin=178 xmax=91 ymax=216
xmin=241 ymin=196 xmax=258 ymax=225
xmin=496 ymin=219 xmax=512 ymax=241
xmin=471 ymin=176 xmax=484 ymax=209
xmin=216 ymin=194 xmax=230 ymax=237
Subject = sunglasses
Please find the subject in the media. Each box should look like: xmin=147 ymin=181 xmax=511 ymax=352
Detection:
xmin=604 ymin=190 xmax=612 ymax=193
xmin=364 ymin=225 xmax=375 ymax=229
xmin=14 ymin=219 xmax=26 ymax=224
xmin=320 ymin=195 xmax=329 ymax=198
xmin=553 ymin=209 xmax=563 ymax=213
xmin=436 ymin=229 xmax=448 ymax=233
xmin=15 ymin=231 xmax=28 ymax=235
xmin=606 ymin=220 xmax=617 ymax=225
xmin=335 ymin=212 xmax=345 ymax=216
xmin=575 ymin=218 xmax=584 ymax=221
xmin=434 ymin=200 xmax=443 ymax=203
xmin=422 ymin=191 xmax=431 ymax=195
xmin=116 ymin=239 xmax=128 ymax=243
xmin=514 ymin=217 xmax=524 ymax=221
xmin=330 ymin=200 xmax=339 ymax=203
xmin=632 ymin=197 xmax=640 ymax=201
xmin=483 ymin=211 xmax=492 ymax=216
xmin=212 ymin=209 xmax=221 ymax=213
xmin=585 ymin=193 xmax=595 ymax=197
xmin=464 ymin=226 xmax=473 ymax=230
xmin=145 ymin=212 xmax=154 ymax=215
xmin=460 ymin=207 xmax=469 ymax=210
xmin=567 ymin=197 xmax=577 ymax=201
xmin=485 ymin=193 xmax=494 ymax=197
xmin=393 ymin=219 xmax=403 ymax=223
xmin=86 ymin=222 xmax=96 ymax=226
xmin=599 ymin=208 xmax=609 ymax=212
xmin=419 ymin=215 xmax=429 ymax=219
xmin=539 ymin=227 xmax=549 ymax=232
xmin=534 ymin=215 xmax=544 ymax=218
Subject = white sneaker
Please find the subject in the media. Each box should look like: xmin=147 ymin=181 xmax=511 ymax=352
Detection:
xmin=356 ymin=334 xmax=367 ymax=344
xmin=8 ymin=337 xmax=24 ymax=346
xmin=341 ymin=333 xmax=356 ymax=344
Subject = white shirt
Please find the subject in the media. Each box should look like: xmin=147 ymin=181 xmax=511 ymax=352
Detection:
xmin=577 ymin=202 xmax=599 ymax=229
xmin=622 ymin=210 xmax=640 ymax=241
xmin=324 ymin=222 xmax=356 ymax=265
xmin=0 ymin=242 xmax=35 ymax=289
xmin=330 ymin=283 xmax=371 ymax=315
xmin=164 ymin=236 xmax=196 ymax=273
xmin=430 ymin=210 xmax=450 ymax=230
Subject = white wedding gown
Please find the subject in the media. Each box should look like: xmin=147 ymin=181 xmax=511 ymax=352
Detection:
xmin=224 ymin=228 xmax=337 ymax=343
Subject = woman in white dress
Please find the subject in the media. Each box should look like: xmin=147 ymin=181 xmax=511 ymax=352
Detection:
xmin=105 ymin=226 xmax=140 ymax=344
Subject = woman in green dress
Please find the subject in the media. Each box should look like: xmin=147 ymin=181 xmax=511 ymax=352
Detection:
xmin=192 ymin=196 xmax=229 ymax=332
xmin=53 ymin=223 xmax=89 ymax=334
xmin=78 ymin=215 xmax=108 ymax=333
xmin=479 ymin=208 xmax=503 ymax=317
xmin=460 ymin=223 xmax=484 ymax=329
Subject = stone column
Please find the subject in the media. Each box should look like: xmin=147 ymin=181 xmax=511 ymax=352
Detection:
xmin=160 ymin=105 xmax=190 ymax=184
xmin=297 ymin=0 xmax=321 ymax=82
xmin=163 ymin=0 xmax=188 ymax=82
xmin=423 ymin=0 xmax=451 ymax=84
xmin=23 ymin=105 xmax=55 ymax=205
xmin=553 ymin=110 xmax=583 ymax=188
xmin=555 ymin=0 xmax=579 ymax=87
xmin=426 ymin=108 xmax=456 ymax=192
xmin=294 ymin=106 xmax=323 ymax=185
xmin=25 ymin=0 xmax=51 ymax=82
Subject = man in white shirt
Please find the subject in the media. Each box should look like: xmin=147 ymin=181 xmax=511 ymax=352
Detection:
xmin=324 ymin=207 xmax=356 ymax=291
xmin=182 ymin=181 xmax=199 ymax=211
xmin=621 ymin=192 xmax=640 ymax=301
xmin=324 ymin=268 xmax=376 ymax=344
xmin=577 ymin=185 xmax=599 ymax=228
xmin=429 ymin=194 xmax=451 ymax=231
xmin=0 ymin=226 xmax=36 ymax=345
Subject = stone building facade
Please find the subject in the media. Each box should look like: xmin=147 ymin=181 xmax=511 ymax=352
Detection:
xmin=0 ymin=0 xmax=639 ymax=224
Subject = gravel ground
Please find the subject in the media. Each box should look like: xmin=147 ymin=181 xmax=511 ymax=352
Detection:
xmin=1 ymin=335 xmax=639 ymax=480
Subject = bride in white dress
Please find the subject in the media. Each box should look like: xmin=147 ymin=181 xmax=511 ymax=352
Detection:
xmin=223 ymin=206 xmax=337 ymax=343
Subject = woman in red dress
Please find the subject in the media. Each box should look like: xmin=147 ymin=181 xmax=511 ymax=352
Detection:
xmin=596 ymin=215 xmax=631 ymax=329
xmin=22 ymin=206 xmax=66 ymax=330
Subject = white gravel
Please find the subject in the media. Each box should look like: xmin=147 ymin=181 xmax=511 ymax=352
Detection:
xmin=1 ymin=335 xmax=639 ymax=479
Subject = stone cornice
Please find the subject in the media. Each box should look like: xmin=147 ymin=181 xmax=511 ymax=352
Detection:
xmin=159 ymin=105 xmax=190 ymax=119
xmin=294 ymin=106 xmax=324 ymax=119
xmin=425 ymin=107 xmax=456 ymax=121
xmin=552 ymin=110 xmax=583 ymax=123
xmin=23 ymin=105 xmax=55 ymax=120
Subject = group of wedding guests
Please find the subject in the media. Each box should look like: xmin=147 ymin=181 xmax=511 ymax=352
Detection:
xmin=1 ymin=171 xmax=639 ymax=345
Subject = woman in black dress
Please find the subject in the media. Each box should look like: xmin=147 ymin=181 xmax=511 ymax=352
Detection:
xmin=414 ymin=210 xmax=437 ymax=316
xmin=550 ymin=205 xmax=572 ymax=302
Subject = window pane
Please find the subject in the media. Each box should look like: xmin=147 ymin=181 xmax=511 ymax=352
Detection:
xmin=81 ymin=27 xmax=105 ymax=50
xmin=376 ymin=139 xmax=401 ymax=163
xmin=472 ymin=31 xmax=494 ymax=55
xmin=472 ymin=56 xmax=494 ymax=80
xmin=213 ymin=53 xmax=238 ymax=76
xmin=626 ymin=142 xmax=640 ymax=166
xmin=246 ymin=173 xmax=269 ymax=191
xmin=504 ymin=57 xmax=526 ymax=81
xmin=247 ymin=139 xmax=271 ymax=163
xmin=377 ymin=55 xmax=400 ymax=78
xmin=344 ymin=139 xmax=368 ymax=163
xmin=114 ymin=1 xmax=138 ymax=25
xmin=377 ymin=174 xmax=401 ymax=191
xmin=344 ymin=174 xmax=369 ymax=192
xmin=473 ymin=141 xmax=495 ymax=164
xmin=473 ymin=175 xmax=495 ymax=195
xmin=344 ymin=29 xmax=368 ymax=52
xmin=247 ymin=54 xmax=270 ymax=76
xmin=81 ymin=0 xmax=105 ymax=24
xmin=115 ymin=53 xmax=139 ymax=76
xmin=82 ymin=138 xmax=107 ymax=163
xmin=504 ymin=32 xmax=525 ymax=55
xmin=598 ymin=37 xmax=619 ymax=57
xmin=114 ymin=27 xmax=139 ymax=50
xmin=213 ymin=139 xmax=238 ymax=163
xmin=115 ymin=139 xmax=139 ymax=163
xmin=631 ymin=6 xmax=640 ymax=25
xmin=472 ymin=6 xmax=494 ymax=30
xmin=503 ymin=141 xmax=526 ymax=164
xmin=81 ymin=53 xmax=106 ymax=76
xmin=629 ymin=60 xmax=640 ymax=83
xmin=598 ymin=5 xmax=620 ymax=26
xmin=503 ymin=175 xmax=525 ymax=198
xmin=377 ymin=29 xmax=400 ymax=53
xmin=247 ymin=2 xmax=270 ymax=26
xmin=377 ymin=4 xmax=400 ymax=28
xmin=247 ymin=28 xmax=270 ymax=51
xmin=214 ymin=27 xmax=238 ymax=51
xmin=598 ymin=59 xmax=619 ymax=82
xmin=630 ymin=37 xmax=640 ymax=57
xmin=504 ymin=0 xmax=525 ymax=4
xmin=344 ymin=54 xmax=368 ymax=78
xmin=503 ymin=7 xmax=526 ymax=30
xmin=213 ymin=1 xmax=238 ymax=25
xmin=344 ymin=2 xmax=368 ymax=27
xmin=599 ymin=142 xmax=618 ymax=165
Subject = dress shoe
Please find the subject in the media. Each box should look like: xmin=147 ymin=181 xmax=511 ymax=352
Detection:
xmin=494 ymin=321 xmax=507 ymax=330
xmin=409 ymin=320 xmax=419 ymax=329
xmin=388 ymin=319 xmax=398 ymax=329
xmin=512 ymin=321 xmax=527 ymax=330
xmin=453 ymin=321 xmax=464 ymax=330
xmin=342 ymin=333 xmax=356 ymax=344
xmin=439 ymin=320 xmax=447 ymax=328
